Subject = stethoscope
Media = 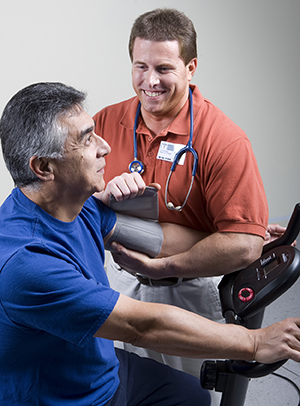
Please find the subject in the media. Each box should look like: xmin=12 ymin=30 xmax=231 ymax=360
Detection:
xmin=129 ymin=87 xmax=198 ymax=212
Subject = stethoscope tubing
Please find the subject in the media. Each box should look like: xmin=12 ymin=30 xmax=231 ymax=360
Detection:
xmin=133 ymin=102 xmax=142 ymax=163
xmin=130 ymin=87 xmax=198 ymax=211
xmin=170 ymin=88 xmax=198 ymax=175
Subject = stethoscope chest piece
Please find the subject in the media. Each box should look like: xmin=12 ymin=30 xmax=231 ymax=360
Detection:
xmin=129 ymin=159 xmax=144 ymax=174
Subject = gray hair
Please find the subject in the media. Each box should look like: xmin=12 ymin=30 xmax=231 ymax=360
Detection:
xmin=0 ymin=82 xmax=86 ymax=187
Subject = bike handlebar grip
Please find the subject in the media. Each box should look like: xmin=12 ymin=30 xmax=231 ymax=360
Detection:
xmin=263 ymin=203 xmax=300 ymax=255
xmin=230 ymin=359 xmax=287 ymax=378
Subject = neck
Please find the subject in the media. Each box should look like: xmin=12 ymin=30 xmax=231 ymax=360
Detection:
xmin=140 ymin=111 xmax=175 ymax=137
xmin=21 ymin=185 xmax=86 ymax=222
xmin=140 ymin=92 xmax=189 ymax=137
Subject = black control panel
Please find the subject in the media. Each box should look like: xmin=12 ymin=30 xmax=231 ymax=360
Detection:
xmin=223 ymin=245 xmax=300 ymax=319
xmin=203 ymin=204 xmax=300 ymax=390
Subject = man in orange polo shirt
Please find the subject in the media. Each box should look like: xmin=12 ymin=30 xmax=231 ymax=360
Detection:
xmin=94 ymin=8 xmax=281 ymax=405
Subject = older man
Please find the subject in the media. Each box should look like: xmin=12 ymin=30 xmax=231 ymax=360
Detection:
xmin=1 ymin=82 xmax=299 ymax=406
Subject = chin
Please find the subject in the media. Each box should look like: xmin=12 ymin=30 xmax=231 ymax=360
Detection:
xmin=97 ymin=180 xmax=106 ymax=193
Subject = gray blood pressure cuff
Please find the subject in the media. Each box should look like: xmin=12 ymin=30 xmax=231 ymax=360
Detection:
xmin=108 ymin=186 xmax=158 ymax=221
xmin=105 ymin=213 xmax=163 ymax=258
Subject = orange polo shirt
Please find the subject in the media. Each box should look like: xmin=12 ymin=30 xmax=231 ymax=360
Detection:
xmin=94 ymin=84 xmax=268 ymax=237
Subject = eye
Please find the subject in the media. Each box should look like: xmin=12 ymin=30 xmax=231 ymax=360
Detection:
xmin=157 ymin=66 xmax=172 ymax=73
xmin=85 ymin=133 xmax=93 ymax=145
xmin=134 ymin=63 xmax=147 ymax=71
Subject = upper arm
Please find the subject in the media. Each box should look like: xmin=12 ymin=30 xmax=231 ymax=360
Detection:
xmin=1 ymin=249 xmax=118 ymax=346
xmin=103 ymin=223 xmax=116 ymax=246
xmin=206 ymin=138 xmax=268 ymax=238
xmin=159 ymin=223 xmax=209 ymax=257
xmin=205 ymin=231 xmax=264 ymax=269
xmin=228 ymin=232 xmax=264 ymax=258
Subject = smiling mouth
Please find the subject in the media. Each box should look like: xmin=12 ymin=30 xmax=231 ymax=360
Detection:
xmin=143 ymin=90 xmax=164 ymax=97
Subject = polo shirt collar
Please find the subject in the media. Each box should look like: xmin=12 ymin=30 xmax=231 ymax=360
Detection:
xmin=119 ymin=84 xmax=204 ymax=138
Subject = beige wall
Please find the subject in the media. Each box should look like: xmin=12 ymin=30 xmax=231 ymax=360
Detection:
xmin=0 ymin=0 xmax=299 ymax=223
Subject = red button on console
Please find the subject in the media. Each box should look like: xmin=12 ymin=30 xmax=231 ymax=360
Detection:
xmin=238 ymin=287 xmax=254 ymax=302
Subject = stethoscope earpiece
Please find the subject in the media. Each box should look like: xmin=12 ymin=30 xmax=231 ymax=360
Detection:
xmin=167 ymin=202 xmax=183 ymax=212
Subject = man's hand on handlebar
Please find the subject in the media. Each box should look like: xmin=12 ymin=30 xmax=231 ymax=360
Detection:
xmin=264 ymin=224 xmax=297 ymax=247
xmin=252 ymin=317 xmax=300 ymax=364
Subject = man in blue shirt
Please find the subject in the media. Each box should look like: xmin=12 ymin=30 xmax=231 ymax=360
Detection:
xmin=0 ymin=82 xmax=300 ymax=406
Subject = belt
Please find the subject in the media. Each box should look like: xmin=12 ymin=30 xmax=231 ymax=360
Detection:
xmin=136 ymin=274 xmax=194 ymax=286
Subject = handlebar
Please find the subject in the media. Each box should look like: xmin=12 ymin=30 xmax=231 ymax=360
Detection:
xmin=263 ymin=202 xmax=300 ymax=254
xmin=222 ymin=203 xmax=300 ymax=378
xmin=229 ymin=359 xmax=286 ymax=378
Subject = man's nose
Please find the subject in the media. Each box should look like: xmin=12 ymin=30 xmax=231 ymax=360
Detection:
xmin=147 ymin=69 xmax=160 ymax=87
xmin=96 ymin=135 xmax=111 ymax=156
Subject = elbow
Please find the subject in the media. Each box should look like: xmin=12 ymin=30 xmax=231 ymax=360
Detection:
xmin=121 ymin=319 xmax=157 ymax=349
xmin=126 ymin=333 xmax=146 ymax=348
xmin=238 ymin=234 xmax=264 ymax=268
xmin=124 ymin=329 xmax=156 ymax=350
xmin=221 ymin=233 xmax=264 ymax=274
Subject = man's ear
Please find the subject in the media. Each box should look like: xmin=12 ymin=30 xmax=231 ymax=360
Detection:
xmin=29 ymin=156 xmax=54 ymax=181
xmin=187 ymin=58 xmax=197 ymax=81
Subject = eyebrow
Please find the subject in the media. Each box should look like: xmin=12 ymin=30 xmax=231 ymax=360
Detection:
xmin=78 ymin=125 xmax=94 ymax=141
xmin=133 ymin=60 xmax=147 ymax=66
xmin=133 ymin=60 xmax=174 ymax=68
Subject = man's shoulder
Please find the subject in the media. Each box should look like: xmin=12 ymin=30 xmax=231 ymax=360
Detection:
xmin=93 ymin=96 xmax=137 ymax=120
xmin=82 ymin=196 xmax=116 ymax=236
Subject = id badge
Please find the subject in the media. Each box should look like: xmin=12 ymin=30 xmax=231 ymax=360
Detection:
xmin=157 ymin=141 xmax=186 ymax=165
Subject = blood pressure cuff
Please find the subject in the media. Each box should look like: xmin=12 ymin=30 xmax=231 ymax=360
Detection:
xmin=105 ymin=213 xmax=163 ymax=258
xmin=108 ymin=186 xmax=158 ymax=221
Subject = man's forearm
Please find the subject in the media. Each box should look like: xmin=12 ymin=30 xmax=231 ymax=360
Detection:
xmin=111 ymin=231 xmax=264 ymax=279
xmin=104 ymin=217 xmax=208 ymax=259
xmin=95 ymin=294 xmax=254 ymax=360
xmin=95 ymin=294 xmax=300 ymax=364
xmin=161 ymin=231 xmax=264 ymax=278
xmin=127 ymin=300 xmax=255 ymax=360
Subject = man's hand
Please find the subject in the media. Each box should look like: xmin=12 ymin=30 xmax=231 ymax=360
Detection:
xmin=94 ymin=172 xmax=160 ymax=206
xmin=264 ymin=223 xmax=297 ymax=247
xmin=252 ymin=318 xmax=300 ymax=364
xmin=111 ymin=241 xmax=161 ymax=278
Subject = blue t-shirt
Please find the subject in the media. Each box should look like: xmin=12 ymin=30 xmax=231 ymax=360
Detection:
xmin=0 ymin=188 xmax=120 ymax=405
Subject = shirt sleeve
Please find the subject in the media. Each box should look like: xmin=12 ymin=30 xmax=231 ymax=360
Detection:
xmin=206 ymin=137 xmax=268 ymax=237
xmin=84 ymin=196 xmax=117 ymax=239
xmin=0 ymin=247 xmax=120 ymax=348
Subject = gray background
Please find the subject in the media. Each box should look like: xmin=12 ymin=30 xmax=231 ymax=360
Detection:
xmin=0 ymin=0 xmax=299 ymax=223
xmin=0 ymin=2 xmax=299 ymax=404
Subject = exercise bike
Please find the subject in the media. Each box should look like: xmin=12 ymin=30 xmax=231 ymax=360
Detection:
xmin=200 ymin=203 xmax=300 ymax=406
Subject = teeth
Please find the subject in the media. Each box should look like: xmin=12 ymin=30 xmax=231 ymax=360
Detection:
xmin=144 ymin=91 xmax=162 ymax=97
